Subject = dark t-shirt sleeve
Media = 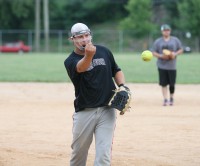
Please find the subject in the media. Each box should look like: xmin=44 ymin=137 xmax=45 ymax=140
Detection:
xmin=64 ymin=54 xmax=80 ymax=80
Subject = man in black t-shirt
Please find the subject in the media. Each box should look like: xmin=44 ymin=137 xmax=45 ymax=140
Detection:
xmin=64 ymin=23 xmax=128 ymax=166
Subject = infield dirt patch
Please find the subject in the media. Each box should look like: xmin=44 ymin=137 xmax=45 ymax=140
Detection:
xmin=0 ymin=83 xmax=200 ymax=166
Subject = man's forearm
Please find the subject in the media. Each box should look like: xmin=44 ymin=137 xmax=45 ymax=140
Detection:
xmin=114 ymin=71 xmax=125 ymax=86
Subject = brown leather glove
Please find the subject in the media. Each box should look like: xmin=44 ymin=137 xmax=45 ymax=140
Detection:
xmin=162 ymin=49 xmax=174 ymax=60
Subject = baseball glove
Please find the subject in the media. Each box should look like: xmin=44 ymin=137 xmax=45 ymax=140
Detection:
xmin=162 ymin=49 xmax=174 ymax=59
xmin=108 ymin=85 xmax=132 ymax=115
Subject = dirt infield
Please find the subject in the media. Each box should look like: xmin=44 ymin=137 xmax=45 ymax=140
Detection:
xmin=0 ymin=83 xmax=200 ymax=166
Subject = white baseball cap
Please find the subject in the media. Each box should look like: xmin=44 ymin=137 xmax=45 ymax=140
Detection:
xmin=71 ymin=23 xmax=91 ymax=37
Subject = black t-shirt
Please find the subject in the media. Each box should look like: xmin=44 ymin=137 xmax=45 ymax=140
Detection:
xmin=64 ymin=45 xmax=121 ymax=112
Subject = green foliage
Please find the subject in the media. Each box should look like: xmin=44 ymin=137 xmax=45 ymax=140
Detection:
xmin=0 ymin=0 xmax=128 ymax=30
xmin=177 ymin=0 xmax=200 ymax=37
xmin=162 ymin=0 xmax=179 ymax=27
xmin=0 ymin=53 xmax=199 ymax=84
xmin=120 ymin=0 xmax=155 ymax=38
xmin=63 ymin=0 xmax=127 ymax=30
xmin=0 ymin=0 xmax=34 ymax=29
xmin=0 ymin=0 xmax=199 ymax=39
xmin=11 ymin=0 xmax=33 ymax=18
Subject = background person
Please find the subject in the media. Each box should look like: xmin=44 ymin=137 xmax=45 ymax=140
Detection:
xmin=64 ymin=23 xmax=128 ymax=166
xmin=152 ymin=24 xmax=183 ymax=106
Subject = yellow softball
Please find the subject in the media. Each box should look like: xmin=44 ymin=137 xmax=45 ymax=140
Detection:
xmin=141 ymin=50 xmax=153 ymax=62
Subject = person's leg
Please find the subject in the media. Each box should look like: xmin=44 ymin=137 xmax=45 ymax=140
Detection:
xmin=169 ymin=86 xmax=174 ymax=98
xmin=168 ymin=70 xmax=176 ymax=105
xmin=158 ymin=68 xmax=169 ymax=105
xmin=162 ymin=86 xmax=168 ymax=106
xmin=70 ymin=109 xmax=97 ymax=166
xmin=94 ymin=107 xmax=116 ymax=166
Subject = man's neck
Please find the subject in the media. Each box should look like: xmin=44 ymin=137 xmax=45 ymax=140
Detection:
xmin=163 ymin=36 xmax=170 ymax=41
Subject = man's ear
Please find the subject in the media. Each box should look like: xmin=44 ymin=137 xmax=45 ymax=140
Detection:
xmin=68 ymin=37 xmax=73 ymax=41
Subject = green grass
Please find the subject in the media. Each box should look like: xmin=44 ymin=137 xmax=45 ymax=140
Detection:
xmin=0 ymin=52 xmax=200 ymax=84
xmin=0 ymin=53 xmax=69 ymax=82
xmin=115 ymin=52 xmax=200 ymax=84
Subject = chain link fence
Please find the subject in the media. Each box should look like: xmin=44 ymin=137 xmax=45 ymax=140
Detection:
xmin=0 ymin=29 xmax=198 ymax=53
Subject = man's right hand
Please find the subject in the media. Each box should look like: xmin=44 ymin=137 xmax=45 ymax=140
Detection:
xmin=85 ymin=43 xmax=96 ymax=57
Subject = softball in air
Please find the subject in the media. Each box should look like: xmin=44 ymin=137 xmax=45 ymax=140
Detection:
xmin=141 ymin=50 xmax=153 ymax=61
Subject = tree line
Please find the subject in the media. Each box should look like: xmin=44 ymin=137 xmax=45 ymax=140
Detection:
xmin=0 ymin=0 xmax=200 ymax=51
xmin=0 ymin=0 xmax=128 ymax=30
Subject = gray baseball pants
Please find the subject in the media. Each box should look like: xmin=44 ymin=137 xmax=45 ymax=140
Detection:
xmin=70 ymin=106 xmax=116 ymax=166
